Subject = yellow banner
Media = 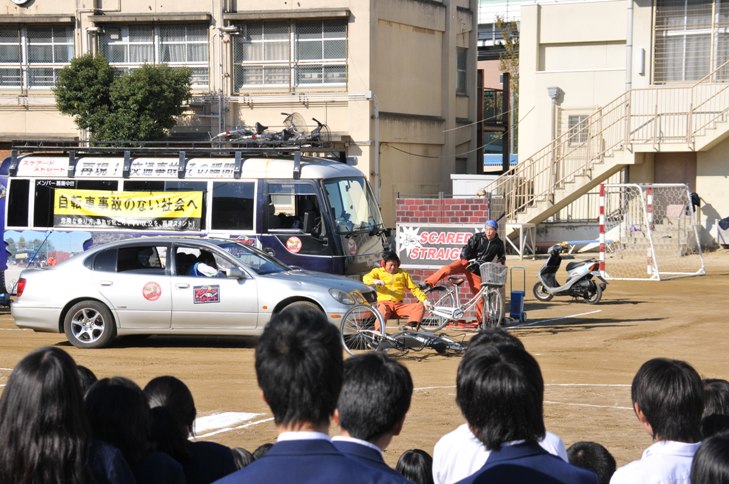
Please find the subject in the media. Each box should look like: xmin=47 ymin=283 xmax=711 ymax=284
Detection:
xmin=53 ymin=189 xmax=203 ymax=231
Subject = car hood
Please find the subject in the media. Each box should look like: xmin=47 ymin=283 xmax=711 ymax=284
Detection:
xmin=265 ymin=269 xmax=371 ymax=292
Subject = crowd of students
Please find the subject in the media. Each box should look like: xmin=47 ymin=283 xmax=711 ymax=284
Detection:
xmin=1 ymin=306 xmax=728 ymax=483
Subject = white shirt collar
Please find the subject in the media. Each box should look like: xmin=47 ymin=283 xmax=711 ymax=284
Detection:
xmin=332 ymin=435 xmax=383 ymax=454
xmin=277 ymin=431 xmax=331 ymax=442
xmin=642 ymin=440 xmax=701 ymax=459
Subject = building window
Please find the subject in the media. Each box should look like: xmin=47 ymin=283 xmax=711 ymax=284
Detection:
xmin=654 ymin=0 xmax=724 ymax=82
xmin=100 ymin=24 xmax=209 ymax=87
xmin=233 ymin=20 xmax=347 ymax=91
xmin=568 ymin=115 xmax=589 ymax=144
xmin=457 ymin=47 xmax=468 ymax=94
xmin=0 ymin=25 xmax=73 ymax=89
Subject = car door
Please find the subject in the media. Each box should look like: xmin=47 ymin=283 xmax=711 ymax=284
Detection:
xmin=169 ymin=245 xmax=259 ymax=330
xmin=91 ymin=244 xmax=172 ymax=329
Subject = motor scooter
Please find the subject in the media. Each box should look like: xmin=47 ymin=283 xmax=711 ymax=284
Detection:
xmin=532 ymin=244 xmax=607 ymax=304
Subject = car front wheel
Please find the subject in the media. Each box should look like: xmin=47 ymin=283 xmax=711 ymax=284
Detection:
xmin=64 ymin=300 xmax=117 ymax=349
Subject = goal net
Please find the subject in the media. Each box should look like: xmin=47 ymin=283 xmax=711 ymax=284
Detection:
xmin=599 ymin=183 xmax=705 ymax=280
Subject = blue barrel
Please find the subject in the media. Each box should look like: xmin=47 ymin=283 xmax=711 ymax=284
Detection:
xmin=510 ymin=290 xmax=525 ymax=319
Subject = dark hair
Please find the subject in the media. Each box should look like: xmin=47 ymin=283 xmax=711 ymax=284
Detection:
xmin=468 ymin=327 xmax=525 ymax=351
xmin=337 ymin=352 xmax=413 ymax=442
xmin=0 ymin=346 xmax=91 ymax=484
xmin=567 ymin=441 xmax=616 ymax=484
xmin=395 ymin=449 xmax=434 ymax=484
xmin=456 ymin=345 xmax=545 ymax=450
xmin=143 ymin=375 xmax=197 ymax=461
xmin=382 ymin=250 xmax=400 ymax=265
xmin=702 ymin=414 xmax=729 ymax=439
xmin=255 ymin=306 xmax=343 ymax=427
xmin=144 ymin=375 xmax=197 ymax=435
xmin=702 ymin=378 xmax=729 ymax=419
xmin=252 ymin=443 xmax=274 ymax=460
xmin=231 ymin=447 xmax=254 ymax=469
xmin=76 ymin=365 xmax=98 ymax=396
xmin=691 ymin=431 xmax=729 ymax=484
xmin=631 ymin=358 xmax=703 ymax=442
xmin=85 ymin=376 xmax=152 ymax=465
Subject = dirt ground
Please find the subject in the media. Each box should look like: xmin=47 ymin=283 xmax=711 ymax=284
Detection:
xmin=1 ymin=249 xmax=728 ymax=469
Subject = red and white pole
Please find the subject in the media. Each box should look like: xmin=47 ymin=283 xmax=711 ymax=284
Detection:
xmin=599 ymin=183 xmax=606 ymax=275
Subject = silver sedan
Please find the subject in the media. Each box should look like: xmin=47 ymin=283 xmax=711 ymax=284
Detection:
xmin=11 ymin=237 xmax=376 ymax=348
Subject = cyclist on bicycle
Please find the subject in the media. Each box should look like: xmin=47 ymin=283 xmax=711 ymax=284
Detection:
xmin=363 ymin=251 xmax=432 ymax=331
xmin=422 ymin=219 xmax=506 ymax=323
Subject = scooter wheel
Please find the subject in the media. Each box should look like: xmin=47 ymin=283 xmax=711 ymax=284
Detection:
xmin=532 ymin=282 xmax=554 ymax=302
xmin=520 ymin=312 xmax=527 ymax=322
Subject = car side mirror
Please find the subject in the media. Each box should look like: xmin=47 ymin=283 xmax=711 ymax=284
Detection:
xmin=263 ymin=247 xmax=275 ymax=257
xmin=226 ymin=267 xmax=246 ymax=279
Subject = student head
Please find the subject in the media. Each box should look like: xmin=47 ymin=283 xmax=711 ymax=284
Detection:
xmin=0 ymin=346 xmax=90 ymax=483
xmin=336 ymin=352 xmax=413 ymax=446
xmin=144 ymin=375 xmax=196 ymax=436
xmin=85 ymin=376 xmax=152 ymax=465
xmin=395 ymin=449 xmax=434 ymax=484
xmin=76 ymin=364 xmax=98 ymax=396
xmin=255 ymin=305 xmax=343 ymax=430
xmin=252 ymin=442 xmax=274 ymax=460
xmin=382 ymin=250 xmax=401 ymax=275
xmin=456 ymin=344 xmax=545 ymax=450
xmin=143 ymin=375 xmax=197 ymax=461
xmin=231 ymin=447 xmax=255 ymax=469
xmin=567 ymin=441 xmax=616 ymax=484
xmin=701 ymin=378 xmax=729 ymax=438
xmin=702 ymin=378 xmax=729 ymax=419
xmin=690 ymin=431 xmax=729 ymax=484
xmin=468 ymin=327 xmax=525 ymax=352
xmin=630 ymin=357 xmax=703 ymax=442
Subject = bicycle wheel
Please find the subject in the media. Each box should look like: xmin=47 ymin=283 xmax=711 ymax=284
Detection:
xmin=420 ymin=287 xmax=456 ymax=331
xmin=340 ymin=304 xmax=384 ymax=356
xmin=482 ymin=287 xmax=504 ymax=328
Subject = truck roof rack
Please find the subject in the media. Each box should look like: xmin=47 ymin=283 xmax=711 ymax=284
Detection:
xmin=8 ymin=141 xmax=351 ymax=179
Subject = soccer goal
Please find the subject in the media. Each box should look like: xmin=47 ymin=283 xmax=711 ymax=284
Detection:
xmin=599 ymin=183 xmax=705 ymax=281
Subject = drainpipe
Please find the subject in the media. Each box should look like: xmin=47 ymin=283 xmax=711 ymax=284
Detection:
xmin=366 ymin=90 xmax=380 ymax=202
xmin=547 ymin=87 xmax=564 ymax=203
xmin=626 ymin=0 xmax=633 ymax=91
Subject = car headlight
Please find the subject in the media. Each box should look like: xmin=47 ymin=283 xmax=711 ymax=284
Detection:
xmin=329 ymin=288 xmax=356 ymax=305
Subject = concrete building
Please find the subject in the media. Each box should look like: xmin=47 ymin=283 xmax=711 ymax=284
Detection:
xmin=491 ymin=0 xmax=729 ymax=245
xmin=0 ymin=0 xmax=479 ymax=226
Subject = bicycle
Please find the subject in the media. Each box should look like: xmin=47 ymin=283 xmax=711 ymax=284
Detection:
xmin=339 ymin=304 xmax=466 ymax=356
xmin=419 ymin=261 xmax=506 ymax=331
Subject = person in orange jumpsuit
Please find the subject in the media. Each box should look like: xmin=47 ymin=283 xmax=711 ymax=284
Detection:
xmin=363 ymin=251 xmax=432 ymax=331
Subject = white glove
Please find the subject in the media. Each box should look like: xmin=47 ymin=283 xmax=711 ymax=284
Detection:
xmin=423 ymin=300 xmax=433 ymax=311
xmin=373 ymin=279 xmax=385 ymax=286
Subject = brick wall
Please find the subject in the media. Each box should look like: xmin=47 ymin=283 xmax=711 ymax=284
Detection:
xmin=396 ymin=197 xmax=490 ymax=319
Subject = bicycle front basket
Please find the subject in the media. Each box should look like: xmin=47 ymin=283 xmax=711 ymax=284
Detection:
xmin=479 ymin=262 xmax=507 ymax=286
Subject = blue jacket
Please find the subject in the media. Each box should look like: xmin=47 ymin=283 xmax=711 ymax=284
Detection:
xmin=215 ymin=439 xmax=410 ymax=484
xmin=332 ymin=440 xmax=412 ymax=483
xmin=456 ymin=442 xmax=599 ymax=484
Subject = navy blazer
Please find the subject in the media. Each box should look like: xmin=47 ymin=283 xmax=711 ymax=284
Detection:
xmin=214 ymin=439 xmax=409 ymax=484
xmin=332 ymin=440 xmax=412 ymax=483
xmin=456 ymin=442 xmax=599 ymax=484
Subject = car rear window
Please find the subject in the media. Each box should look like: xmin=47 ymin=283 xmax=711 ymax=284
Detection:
xmin=93 ymin=249 xmax=117 ymax=272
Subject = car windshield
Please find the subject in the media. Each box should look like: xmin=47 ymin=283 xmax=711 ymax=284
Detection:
xmin=217 ymin=242 xmax=289 ymax=275
xmin=323 ymin=177 xmax=384 ymax=234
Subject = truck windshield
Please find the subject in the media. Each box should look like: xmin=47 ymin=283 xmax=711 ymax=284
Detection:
xmin=324 ymin=177 xmax=384 ymax=234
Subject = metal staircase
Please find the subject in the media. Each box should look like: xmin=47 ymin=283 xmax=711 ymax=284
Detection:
xmin=479 ymin=60 xmax=729 ymax=238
